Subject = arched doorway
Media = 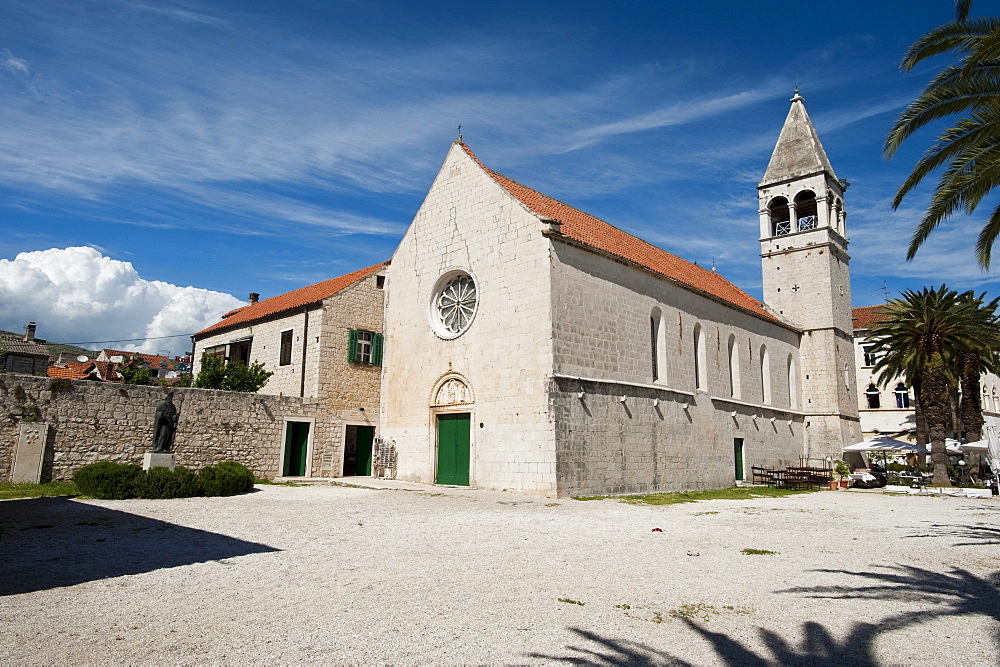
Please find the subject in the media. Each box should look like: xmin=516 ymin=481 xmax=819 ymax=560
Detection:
xmin=431 ymin=376 xmax=474 ymax=486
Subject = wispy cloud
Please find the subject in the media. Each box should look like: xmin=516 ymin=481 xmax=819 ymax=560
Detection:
xmin=1 ymin=49 xmax=29 ymax=75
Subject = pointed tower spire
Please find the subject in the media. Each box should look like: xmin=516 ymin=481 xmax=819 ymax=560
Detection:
xmin=761 ymin=92 xmax=837 ymax=186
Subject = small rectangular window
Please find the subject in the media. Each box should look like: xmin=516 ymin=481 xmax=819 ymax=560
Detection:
xmin=279 ymin=330 xmax=293 ymax=366
xmin=863 ymin=345 xmax=878 ymax=367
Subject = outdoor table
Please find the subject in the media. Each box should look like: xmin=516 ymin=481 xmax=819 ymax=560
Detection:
xmin=849 ymin=472 xmax=876 ymax=486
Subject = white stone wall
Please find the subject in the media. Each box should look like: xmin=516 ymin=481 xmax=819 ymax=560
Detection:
xmin=549 ymin=242 xmax=805 ymax=496
xmin=193 ymin=308 xmax=324 ymax=398
xmin=379 ymin=143 xmax=556 ymax=495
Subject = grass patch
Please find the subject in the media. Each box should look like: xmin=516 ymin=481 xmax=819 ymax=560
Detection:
xmin=671 ymin=603 xmax=751 ymax=622
xmin=574 ymin=486 xmax=815 ymax=505
xmin=0 ymin=481 xmax=78 ymax=500
xmin=692 ymin=511 xmax=720 ymax=515
xmin=741 ymin=548 xmax=778 ymax=555
xmin=558 ymin=598 xmax=585 ymax=606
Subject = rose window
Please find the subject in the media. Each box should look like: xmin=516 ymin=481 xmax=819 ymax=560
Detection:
xmin=432 ymin=272 xmax=478 ymax=338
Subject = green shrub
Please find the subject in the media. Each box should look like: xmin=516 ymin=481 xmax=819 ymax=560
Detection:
xmin=74 ymin=461 xmax=145 ymax=499
xmin=198 ymin=461 xmax=255 ymax=497
xmin=141 ymin=466 xmax=202 ymax=499
xmin=74 ymin=460 xmax=254 ymax=500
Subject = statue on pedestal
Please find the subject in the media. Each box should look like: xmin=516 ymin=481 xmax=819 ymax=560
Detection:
xmin=152 ymin=391 xmax=179 ymax=453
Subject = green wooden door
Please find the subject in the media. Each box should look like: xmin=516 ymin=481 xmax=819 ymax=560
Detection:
xmin=283 ymin=421 xmax=310 ymax=476
xmin=734 ymin=438 xmax=745 ymax=481
xmin=436 ymin=413 xmax=470 ymax=486
xmin=356 ymin=425 xmax=375 ymax=476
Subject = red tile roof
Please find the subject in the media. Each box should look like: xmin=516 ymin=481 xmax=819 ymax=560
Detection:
xmin=852 ymin=305 xmax=890 ymax=330
xmin=460 ymin=144 xmax=780 ymax=325
xmin=195 ymin=262 xmax=388 ymax=337
xmin=101 ymin=349 xmax=176 ymax=370
xmin=47 ymin=364 xmax=88 ymax=379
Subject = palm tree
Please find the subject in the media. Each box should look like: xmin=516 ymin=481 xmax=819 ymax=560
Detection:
xmin=866 ymin=286 xmax=999 ymax=486
xmin=884 ymin=2 xmax=1000 ymax=268
xmin=956 ymin=291 xmax=1000 ymax=442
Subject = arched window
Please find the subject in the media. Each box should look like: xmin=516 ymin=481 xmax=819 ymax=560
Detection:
xmin=866 ymin=384 xmax=881 ymax=409
xmin=760 ymin=344 xmax=771 ymax=404
xmin=727 ymin=334 xmax=741 ymax=398
xmin=768 ymin=197 xmax=790 ymax=236
xmin=650 ymin=307 xmax=666 ymax=383
xmin=795 ymin=190 xmax=818 ymax=231
xmin=694 ymin=324 xmax=706 ymax=391
xmin=894 ymin=383 xmax=910 ymax=409
xmin=787 ymin=354 xmax=796 ymax=409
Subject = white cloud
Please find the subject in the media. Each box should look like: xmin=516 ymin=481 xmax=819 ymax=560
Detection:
xmin=1 ymin=49 xmax=29 ymax=75
xmin=0 ymin=247 xmax=243 ymax=356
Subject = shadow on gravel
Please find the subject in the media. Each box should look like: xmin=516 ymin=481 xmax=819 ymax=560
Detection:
xmin=0 ymin=496 xmax=279 ymax=596
xmin=784 ymin=564 xmax=1000 ymax=626
xmin=905 ymin=521 xmax=1000 ymax=546
xmin=530 ymin=565 xmax=1000 ymax=664
xmin=527 ymin=627 xmax=689 ymax=665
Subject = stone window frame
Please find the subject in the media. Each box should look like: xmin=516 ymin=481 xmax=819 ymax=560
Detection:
xmin=894 ymin=383 xmax=910 ymax=409
xmin=429 ymin=269 xmax=479 ymax=340
xmin=348 ymin=329 xmax=383 ymax=366
xmin=866 ymin=384 xmax=881 ymax=409
xmin=279 ymin=330 xmax=293 ymax=366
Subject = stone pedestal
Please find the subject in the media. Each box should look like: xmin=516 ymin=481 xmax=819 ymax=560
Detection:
xmin=143 ymin=452 xmax=176 ymax=471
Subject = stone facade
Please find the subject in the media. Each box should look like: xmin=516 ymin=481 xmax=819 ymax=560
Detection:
xmin=0 ymin=375 xmax=324 ymax=481
xmin=380 ymin=143 xmax=556 ymax=493
xmin=550 ymin=242 xmax=803 ymax=496
xmin=192 ymin=269 xmax=384 ymax=477
xmin=382 ymin=139 xmax=811 ymax=497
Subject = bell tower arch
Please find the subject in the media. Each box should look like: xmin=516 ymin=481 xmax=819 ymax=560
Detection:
xmin=759 ymin=92 xmax=860 ymax=461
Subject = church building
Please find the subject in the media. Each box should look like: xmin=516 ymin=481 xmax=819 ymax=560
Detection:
xmin=379 ymin=93 xmax=861 ymax=496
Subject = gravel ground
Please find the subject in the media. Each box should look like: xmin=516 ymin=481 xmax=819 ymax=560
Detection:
xmin=1 ymin=483 xmax=998 ymax=665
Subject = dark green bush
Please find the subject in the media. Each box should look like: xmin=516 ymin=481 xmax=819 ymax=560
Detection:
xmin=198 ymin=461 xmax=255 ymax=497
xmin=75 ymin=460 xmax=254 ymax=499
xmin=141 ymin=466 xmax=201 ymax=499
xmin=74 ymin=461 xmax=145 ymax=499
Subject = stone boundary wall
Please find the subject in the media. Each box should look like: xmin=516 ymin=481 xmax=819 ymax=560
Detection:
xmin=0 ymin=375 xmax=321 ymax=481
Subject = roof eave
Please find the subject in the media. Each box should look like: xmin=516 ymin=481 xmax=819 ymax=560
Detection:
xmin=543 ymin=230 xmax=801 ymax=334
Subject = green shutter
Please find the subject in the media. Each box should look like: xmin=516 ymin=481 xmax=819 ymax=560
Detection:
xmin=372 ymin=333 xmax=383 ymax=367
xmin=347 ymin=329 xmax=358 ymax=363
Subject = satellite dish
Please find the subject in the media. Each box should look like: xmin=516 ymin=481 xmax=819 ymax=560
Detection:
xmin=77 ymin=355 xmax=89 ymax=362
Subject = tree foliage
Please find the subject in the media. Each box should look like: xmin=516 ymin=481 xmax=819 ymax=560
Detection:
xmin=118 ymin=357 xmax=154 ymax=385
xmin=194 ymin=354 xmax=273 ymax=393
xmin=865 ymin=285 xmax=1000 ymax=485
xmin=885 ymin=1 xmax=1000 ymax=267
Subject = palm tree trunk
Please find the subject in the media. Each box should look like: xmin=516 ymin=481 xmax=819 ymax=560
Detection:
xmin=913 ymin=384 xmax=928 ymax=447
xmin=922 ymin=354 xmax=952 ymax=487
xmin=959 ymin=353 xmax=984 ymax=442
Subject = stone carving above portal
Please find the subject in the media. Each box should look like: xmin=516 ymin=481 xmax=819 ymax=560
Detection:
xmin=433 ymin=377 xmax=472 ymax=406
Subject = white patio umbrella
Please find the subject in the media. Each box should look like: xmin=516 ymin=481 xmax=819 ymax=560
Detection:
xmin=843 ymin=436 xmax=927 ymax=455
xmin=960 ymin=439 xmax=988 ymax=454
xmin=843 ymin=436 xmax=927 ymax=470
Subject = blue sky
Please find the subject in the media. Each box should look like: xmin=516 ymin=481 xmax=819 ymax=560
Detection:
xmin=1 ymin=0 xmax=998 ymax=357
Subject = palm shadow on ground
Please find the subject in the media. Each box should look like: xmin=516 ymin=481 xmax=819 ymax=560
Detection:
xmin=0 ymin=496 xmax=279 ymax=596
xmin=906 ymin=520 xmax=1000 ymax=546
xmin=529 ymin=564 xmax=1000 ymax=664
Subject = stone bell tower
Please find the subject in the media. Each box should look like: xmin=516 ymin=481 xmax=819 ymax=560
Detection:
xmin=758 ymin=92 xmax=861 ymax=462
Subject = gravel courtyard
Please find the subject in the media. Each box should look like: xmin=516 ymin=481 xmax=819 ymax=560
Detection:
xmin=1 ymin=483 xmax=998 ymax=664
